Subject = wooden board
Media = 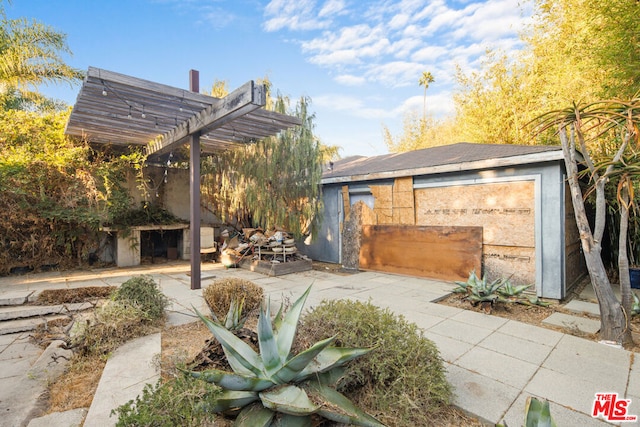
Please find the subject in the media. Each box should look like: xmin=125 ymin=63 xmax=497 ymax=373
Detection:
xmin=359 ymin=225 xmax=482 ymax=282
xmin=414 ymin=181 xmax=535 ymax=246
xmin=239 ymin=258 xmax=312 ymax=276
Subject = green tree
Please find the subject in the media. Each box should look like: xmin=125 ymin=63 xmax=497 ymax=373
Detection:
xmin=450 ymin=0 xmax=640 ymax=146
xmin=202 ymin=94 xmax=323 ymax=238
xmin=0 ymin=4 xmax=83 ymax=110
xmin=418 ymin=71 xmax=434 ymax=121
xmin=535 ymin=97 xmax=640 ymax=346
xmin=383 ymin=112 xmax=457 ymax=152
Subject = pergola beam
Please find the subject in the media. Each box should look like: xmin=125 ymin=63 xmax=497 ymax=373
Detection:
xmin=145 ymin=81 xmax=266 ymax=157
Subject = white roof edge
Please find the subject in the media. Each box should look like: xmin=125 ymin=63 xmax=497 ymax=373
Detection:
xmin=321 ymin=150 xmax=565 ymax=185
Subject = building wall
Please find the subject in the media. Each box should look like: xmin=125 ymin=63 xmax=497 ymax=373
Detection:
xmin=299 ymin=185 xmax=342 ymax=263
xmin=308 ymin=160 xmax=581 ymax=299
xmin=124 ymin=166 xmax=220 ymax=225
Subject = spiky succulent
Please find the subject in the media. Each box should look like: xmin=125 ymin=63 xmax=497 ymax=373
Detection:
xmin=188 ymin=286 xmax=385 ymax=426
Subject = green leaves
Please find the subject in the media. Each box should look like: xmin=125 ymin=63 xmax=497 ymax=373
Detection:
xmin=524 ymin=397 xmax=557 ymax=427
xmin=188 ymin=369 xmax=274 ymax=392
xmin=259 ymin=385 xmax=319 ymax=416
xmin=195 ymin=308 xmax=263 ymax=377
xmin=190 ymin=286 xmax=385 ymax=425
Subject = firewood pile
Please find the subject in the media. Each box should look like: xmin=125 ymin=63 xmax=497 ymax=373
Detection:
xmin=219 ymin=227 xmax=309 ymax=267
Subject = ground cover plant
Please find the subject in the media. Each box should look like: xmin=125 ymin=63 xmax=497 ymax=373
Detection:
xmin=295 ymin=299 xmax=453 ymax=427
xmin=45 ymin=276 xmax=168 ymax=413
xmin=188 ymin=286 xmax=385 ymax=426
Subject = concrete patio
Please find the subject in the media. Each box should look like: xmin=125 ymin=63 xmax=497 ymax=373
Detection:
xmin=1 ymin=261 xmax=638 ymax=426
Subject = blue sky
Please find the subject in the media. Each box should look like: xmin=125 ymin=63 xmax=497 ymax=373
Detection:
xmin=8 ymin=0 xmax=532 ymax=158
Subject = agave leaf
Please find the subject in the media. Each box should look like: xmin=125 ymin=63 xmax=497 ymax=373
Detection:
xmin=277 ymin=413 xmax=314 ymax=426
xmin=524 ymin=397 xmax=557 ymax=427
xmin=259 ymin=384 xmax=320 ymax=416
xmin=258 ymin=300 xmax=281 ymax=377
xmin=225 ymin=297 xmax=245 ymax=330
xmin=194 ymin=307 xmax=263 ymax=377
xmin=276 ymin=286 xmax=312 ymax=360
xmin=235 ymin=402 xmax=275 ymax=427
xmin=305 ymin=381 xmax=386 ymax=427
xmin=272 ymin=300 xmax=284 ymax=332
xmin=202 ymin=389 xmax=259 ymax=414
xmin=188 ymin=368 xmax=275 ymax=391
xmin=315 ymin=366 xmax=346 ymax=386
xmin=272 ymin=335 xmax=336 ymax=384
xmin=294 ymin=346 xmax=372 ymax=382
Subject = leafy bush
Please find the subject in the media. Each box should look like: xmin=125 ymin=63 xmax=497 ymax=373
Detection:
xmin=73 ymin=300 xmax=154 ymax=357
xmin=188 ymin=286 xmax=383 ymax=426
xmin=202 ymin=277 xmax=263 ymax=320
xmin=112 ymin=275 xmax=168 ymax=321
xmin=113 ymin=375 xmax=221 ymax=427
xmin=296 ymin=299 xmax=453 ymax=426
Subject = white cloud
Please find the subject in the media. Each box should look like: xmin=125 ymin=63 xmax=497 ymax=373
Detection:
xmin=364 ymin=61 xmax=425 ymax=88
xmin=263 ymin=0 xmax=332 ymax=31
xmin=334 ymin=74 xmax=366 ymax=86
xmin=411 ymin=45 xmax=449 ymax=62
xmin=314 ymin=94 xmax=399 ymax=120
xmin=318 ymin=0 xmax=346 ymax=18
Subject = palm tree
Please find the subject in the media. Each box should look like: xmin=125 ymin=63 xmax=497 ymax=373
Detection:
xmin=418 ymin=71 xmax=434 ymax=120
xmin=0 ymin=9 xmax=83 ymax=110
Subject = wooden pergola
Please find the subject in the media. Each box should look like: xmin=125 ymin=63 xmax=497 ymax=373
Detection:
xmin=65 ymin=67 xmax=301 ymax=289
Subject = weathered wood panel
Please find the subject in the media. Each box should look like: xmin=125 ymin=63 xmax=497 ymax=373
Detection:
xmin=415 ymin=181 xmax=535 ymax=246
xmin=359 ymin=225 xmax=482 ymax=282
xmin=483 ymin=245 xmax=535 ymax=285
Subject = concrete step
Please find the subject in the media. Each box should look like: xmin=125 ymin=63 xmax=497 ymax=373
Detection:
xmin=27 ymin=408 xmax=87 ymax=427
xmin=0 ymin=302 xmax=94 ymax=321
xmin=542 ymin=312 xmax=601 ymax=335
xmin=84 ymin=333 xmax=161 ymax=427
xmin=0 ymin=314 xmax=70 ymax=335
xmin=563 ymin=299 xmax=600 ymax=317
xmin=0 ymin=290 xmax=38 ymax=306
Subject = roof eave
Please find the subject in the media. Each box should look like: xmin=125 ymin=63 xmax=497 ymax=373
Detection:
xmin=321 ymin=150 xmax=566 ymax=185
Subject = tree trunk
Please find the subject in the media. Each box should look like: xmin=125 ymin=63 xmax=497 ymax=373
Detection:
xmin=559 ymin=127 xmax=626 ymax=343
xmin=617 ymin=180 xmax=634 ymax=345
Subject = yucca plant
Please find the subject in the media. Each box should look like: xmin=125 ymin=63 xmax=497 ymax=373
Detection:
xmin=187 ymin=286 xmax=385 ymax=426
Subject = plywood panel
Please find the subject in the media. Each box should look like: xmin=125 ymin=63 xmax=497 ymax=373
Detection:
xmin=359 ymin=225 xmax=482 ymax=282
xmin=483 ymin=245 xmax=535 ymax=286
xmin=415 ymin=181 xmax=535 ymax=247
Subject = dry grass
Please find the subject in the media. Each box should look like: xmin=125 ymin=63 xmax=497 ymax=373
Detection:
xmin=201 ymin=277 xmax=263 ymax=320
xmin=35 ymin=286 xmax=115 ymax=305
xmin=47 ymin=355 xmax=106 ymax=413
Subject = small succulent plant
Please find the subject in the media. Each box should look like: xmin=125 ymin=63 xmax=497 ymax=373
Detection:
xmin=188 ymin=286 xmax=385 ymax=426
xmin=632 ymin=292 xmax=640 ymax=316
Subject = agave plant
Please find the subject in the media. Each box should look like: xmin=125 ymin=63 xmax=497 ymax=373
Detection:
xmin=210 ymin=297 xmax=246 ymax=331
xmin=497 ymin=280 xmax=532 ymax=302
xmin=524 ymin=396 xmax=557 ymax=427
xmin=188 ymin=286 xmax=385 ymax=426
xmin=452 ymin=270 xmax=480 ymax=294
xmin=632 ymin=292 xmax=640 ymax=316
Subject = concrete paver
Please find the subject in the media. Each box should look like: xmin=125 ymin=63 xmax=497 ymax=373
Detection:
xmin=565 ymin=299 xmax=601 ymax=317
xmin=83 ymin=333 xmax=161 ymax=427
xmin=478 ymin=331 xmax=554 ymax=365
xmin=445 ymin=362 xmax=521 ymax=423
xmin=0 ymin=262 xmax=639 ymax=426
xmin=542 ymin=311 xmax=601 ymax=335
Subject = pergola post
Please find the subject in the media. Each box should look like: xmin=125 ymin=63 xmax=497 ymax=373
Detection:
xmin=189 ymin=70 xmax=201 ymax=290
